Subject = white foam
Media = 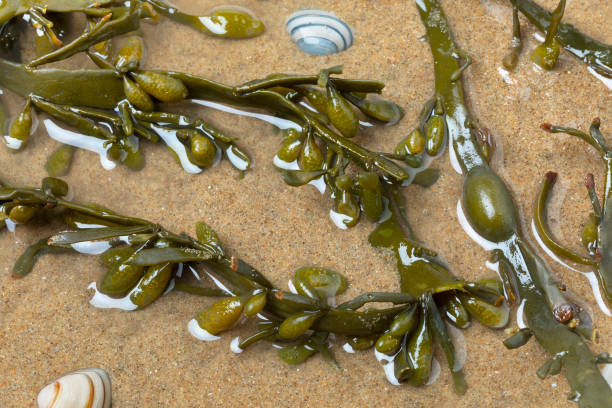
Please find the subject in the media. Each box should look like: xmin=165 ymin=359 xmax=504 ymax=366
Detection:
xmin=226 ymin=145 xmax=250 ymax=171
xmin=583 ymin=271 xmax=612 ymax=317
xmin=2 ymin=135 xmax=25 ymax=150
xmin=44 ymin=119 xmax=115 ymax=170
xmin=342 ymin=343 xmax=355 ymax=354
xmin=329 ymin=209 xmax=350 ymax=230
xmin=456 ymin=200 xmax=497 ymax=250
xmin=5 ymin=219 xmax=16 ymax=232
xmin=588 ymin=66 xmax=612 ymax=91
xmin=87 ymin=282 xmax=138 ymax=311
xmin=149 ymin=124 xmax=202 ymax=174
xmin=71 ymin=241 xmax=111 ymax=255
xmin=273 ymin=155 xmax=300 ymax=170
xmin=175 ymin=262 xmax=184 ymax=278
xmin=188 ymin=318 xmax=220 ymax=341
xmin=516 ymin=298 xmax=527 ymax=329
xmin=162 ymin=277 xmax=176 ymax=296
xmin=415 ymin=0 xmax=427 ymax=12
xmin=273 ymin=154 xmax=323 ymax=192
xmin=497 ymin=66 xmax=516 ymax=85
xmin=374 ymin=348 xmax=400 ymax=386
xmin=601 ymin=364 xmax=612 ymax=390
xmin=188 ymin=265 xmax=201 ymax=280
xmin=73 ymin=222 xmax=106 ymax=229
xmin=308 ymin=176 xmax=326 ymax=194
xmin=287 ymin=279 xmax=298 ymax=294
xmin=198 ymin=16 xmax=228 ymax=35
xmin=203 ymin=269 xmax=234 ymax=295
xmin=192 ymin=100 xmax=301 ymax=131
xmin=230 ymin=336 xmax=244 ymax=354
xmin=531 ymin=220 xmax=611 ymax=316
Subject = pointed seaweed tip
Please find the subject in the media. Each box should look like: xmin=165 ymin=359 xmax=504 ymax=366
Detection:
xmin=540 ymin=123 xmax=553 ymax=132
xmin=544 ymin=171 xmax=558 ymax=184
xmin=584 ymin=173 xmax=595 ymax=190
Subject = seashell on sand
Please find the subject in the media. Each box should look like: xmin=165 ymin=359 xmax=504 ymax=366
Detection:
xmin=37 ymin=368 xmax=111 ymax=408
xmin=286 ymin=9 xmax=354 ymax=56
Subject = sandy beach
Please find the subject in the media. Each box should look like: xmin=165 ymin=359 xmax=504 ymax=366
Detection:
xmin=1 ymin=0 xmax=611 ymax=406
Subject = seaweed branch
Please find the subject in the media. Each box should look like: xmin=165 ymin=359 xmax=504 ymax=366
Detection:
xmin=538 ymin=119 xmax=612 ymax=306
xmin=1 ymin=39 xmax=416 ymax=225
xmin=508 ymin=0 xmax=612 ymax=77
xmin=417 ymin=0 xmax=612 ymax=406
xmin=1 ymin=2 xmax=509 ymax=395
xmin=0 ymin=1 xmax=264 ymax=67
xmin=0 ymin=1 xmax=443 ymax=230
xmin=2 ymin=175 xmax=505 ymax=392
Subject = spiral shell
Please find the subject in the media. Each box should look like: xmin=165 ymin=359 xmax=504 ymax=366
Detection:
xmin=37 ymin=368 xmax=111 ymax=408
xmin=286 ymin=9 xmax=354 ymax=56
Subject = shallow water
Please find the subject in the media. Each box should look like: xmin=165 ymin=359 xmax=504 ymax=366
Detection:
xmin=1 ymin=0 xmax=612 ymax=407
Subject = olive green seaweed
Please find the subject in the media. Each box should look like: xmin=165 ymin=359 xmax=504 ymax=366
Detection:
xmin=45 ymin=144 xmax=75 ymax=177
xmin=529 ymin=0 xmax=565 ymax=71
xmin=0 ymin=1 xmax=265 ymax=67
xmin=1 ymin=36 xmax=414 ymax=228
xmin=0 ymin=176 xmax=479 ymax=387
xmin=0 ymin=99 xmax=7 ymax=134
xmin=502 ymin=0 xmax=522 ymax=71
xmin=417 ymin=0 xmax=612 ymax=406
xmin=368 ymin=183 xmax=509 ymax=394
xmin=2 ymin=1 xmax=609 ymax=402
xmin=1 ymin=11 xmax=414 ymax=222
xmin=145 ymin=0 xmax=265 ymax=39
xmin=509 ymin=0 xmax=612 ymax=77
xmin=0 ymin=0 xmax=111 ymax=25
xmin=536 ymin=119 xmax=612 ymax=306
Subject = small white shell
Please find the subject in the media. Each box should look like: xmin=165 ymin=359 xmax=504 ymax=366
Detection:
xmin=286 ymin=9 xmax=354 ymax=56
xmin=37 ymin=368 xmax=111 ymax=408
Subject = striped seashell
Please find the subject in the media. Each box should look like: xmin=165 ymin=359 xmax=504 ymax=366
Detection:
xmin=37 ymin=368 xmax=111 ymax=408
xmin=286 ymin=9 xmax=354 ymax=56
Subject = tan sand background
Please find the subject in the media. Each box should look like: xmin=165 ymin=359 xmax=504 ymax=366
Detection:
xmin=1 ymin=0 xmax=611 ymax=406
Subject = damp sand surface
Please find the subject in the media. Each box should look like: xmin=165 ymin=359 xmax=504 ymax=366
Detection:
xmin=1 ymin=0 xmax=612 ymax=407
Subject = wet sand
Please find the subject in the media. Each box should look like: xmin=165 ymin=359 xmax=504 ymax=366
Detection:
xmin=1 ymin=0 xmax=611 ymax=406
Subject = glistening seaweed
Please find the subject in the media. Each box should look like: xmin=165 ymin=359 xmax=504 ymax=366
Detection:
xmin=1 ymin=176 xmax=506 ymax=392
xmin=417 ymin=0 xmax=612 ymax=406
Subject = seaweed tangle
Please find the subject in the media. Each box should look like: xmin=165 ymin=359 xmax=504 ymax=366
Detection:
xmin=417 ymin=0 xmax=612 ymax=406
xmin=1 ymin=175 xmax=506 ymax=392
